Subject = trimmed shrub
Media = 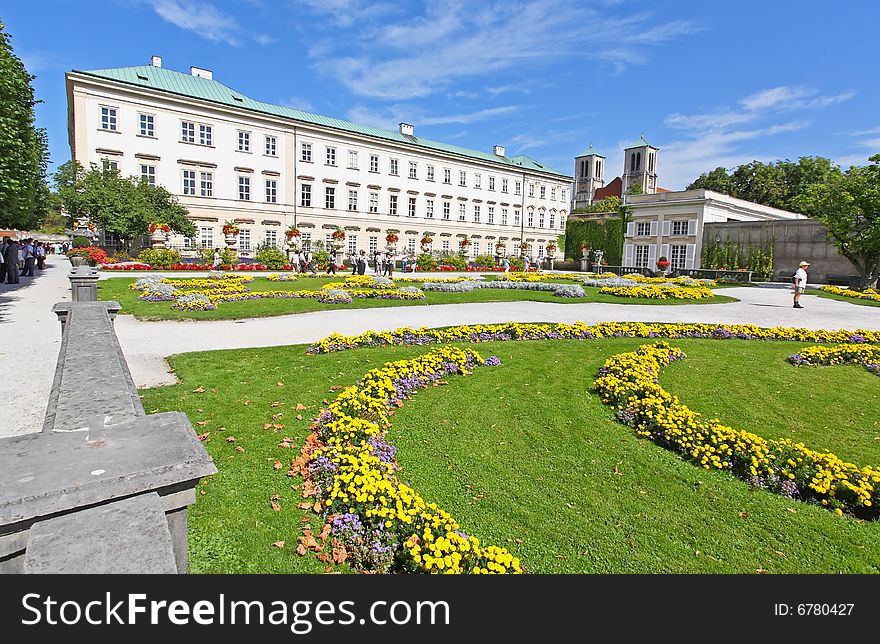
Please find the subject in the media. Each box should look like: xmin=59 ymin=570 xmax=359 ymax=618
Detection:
xmin=416 ymin=253 xmax=438 ymax=270
xmin=255 ymin=244 xmax=287 ymax=270
xmin=138 ymin=248 xmax=182 ymax=268
xmin=72 ymin=236 xmax=90 ymax=248
xmin=473 ymin=254 xmax=497 ymax=268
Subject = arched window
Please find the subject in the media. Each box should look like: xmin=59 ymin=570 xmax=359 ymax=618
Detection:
xmin=630 ymin=153 xmax=636 ymax=172
xmin=636 ymin=152 xmax=641 ymax=171
xmin=596 ymin=160 xmax=601 ymax=177
xmin=649 ymin=154 xmax=653 ymax=172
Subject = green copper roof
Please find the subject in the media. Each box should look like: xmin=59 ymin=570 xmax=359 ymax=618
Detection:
xmin=72 ymin=65 xmax=571 ymax=179
xmin=623 ymin=134 xmax=658 ymax=150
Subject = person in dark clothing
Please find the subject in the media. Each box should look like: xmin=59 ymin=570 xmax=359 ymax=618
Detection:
xmin=3 ymin=237 xmax=20 ymax=283
xmin=0 ymin=238 xmax=7 ymax=283
xmin=357 ymin=250 xmax=367 ymax=275
xmin=20 ymin=239 xmax=35 ymax=277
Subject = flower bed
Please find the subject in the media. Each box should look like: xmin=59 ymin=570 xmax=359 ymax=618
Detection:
xmin=67 ymin=246 xmax=109 ymax=265
xmin=420 ymin=280 xmax=585 ymax=297
xmin=599 ymin=285 xmax=714 ymax=299
xmin=788 ymin=344 xmax=880 ymax=376
xmin=595 ymin=341 xmax=880 ymax=519
xmin=266 ymin=273 xmax=299 ymax=282
xmin=819 ymin=285 xmax=880 ymax=302
xmin=307 ymin=321 xmax=880 ymax=354
xmin=100 ymin=262 xmax=296 ymax=271
xmin=290 ymin=345 xmax=520 ymax=573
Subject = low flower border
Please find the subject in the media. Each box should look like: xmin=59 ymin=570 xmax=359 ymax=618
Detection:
xmin=289 ymin=346 xmax=520 ymax=574
xmin=819 ymin=285 xmax=880 ymax=303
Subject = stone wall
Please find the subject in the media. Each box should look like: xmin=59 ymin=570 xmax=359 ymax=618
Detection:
xmin=703 ymin=220 xmax=859 ymax=284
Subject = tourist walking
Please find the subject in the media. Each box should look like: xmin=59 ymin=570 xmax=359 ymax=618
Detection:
xmin=20 ymin=239 xmax=35 ymax=277
xmin=384 ymin=253 xmax=394 ymax=278
xmin=3 ymin=237 xmax=20 ymax=284
xmin=325 ymin=252 xmax=336 ymax=275
xmin=357 ymin=250 xmax=367 ymax=275
xmin=503 ymin=256 xmax=510 ymax=273
xmin=0 ymin=237 xmax=7 ymax=283
xmin=793 ymin=260 xmax=809 ymax=309
xmin=212 ymin=248 xmax=221 ymax=268
xmin=35 ymin=242 xmax=46 ymax=270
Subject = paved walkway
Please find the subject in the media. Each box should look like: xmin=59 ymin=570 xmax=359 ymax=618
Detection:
xmin=0 ymin=256 xmax=70 ymax=437
xmin=113 ymin=283 xmax=879 ymax=389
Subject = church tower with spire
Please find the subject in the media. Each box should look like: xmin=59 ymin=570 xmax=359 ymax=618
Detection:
xmin=572 ymin=143 xmax=605 ymax=209
xmin=622 ymin=134 xmax=659 ymax=195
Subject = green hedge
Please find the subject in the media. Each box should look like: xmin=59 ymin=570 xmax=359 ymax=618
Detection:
xmin=564 ymin=219 xmax=622 ymax=264
xmin=702 ymin=240 xmax=774 ymax=280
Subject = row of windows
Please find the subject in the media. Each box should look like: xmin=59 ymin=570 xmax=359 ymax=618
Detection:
xmin=100 ymin=106 xmax=280 ymax=156
xmin=633 ymin=244 xmax=688 ymax=269
xmin=299 ymin=185 xmax=563 ymax=229
xmin=182 ymin=228 xmax=549 ymax=259
xmin=634 ymin=220 xmax=691 ymax=236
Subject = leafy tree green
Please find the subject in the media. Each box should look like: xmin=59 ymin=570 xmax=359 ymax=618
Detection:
xmin=0 ymin=21 xmax=50 ymax=230
xmin=794 ymin=155 xmax=880 ymax=289
xmin=687 ymin=166 xmax=733 ymax=195
xmin=254 ymin=242 xmax=287 ymax=269
xmin=54 ymin=160 xmax=195 ymax=249
xmin=572 ymin=195 xmax=621 ymax=215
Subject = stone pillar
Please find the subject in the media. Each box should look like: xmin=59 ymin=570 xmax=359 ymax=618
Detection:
xmin=69 ymin=266 xmax=99 ymax=302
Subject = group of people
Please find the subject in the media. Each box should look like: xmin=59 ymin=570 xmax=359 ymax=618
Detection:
xmin=1 ymin=237 xmax=48 ymax=284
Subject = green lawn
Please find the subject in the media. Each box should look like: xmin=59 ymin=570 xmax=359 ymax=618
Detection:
xmin=810 ymin=287 xmax=880 ymax=308
xmin=99 ymin=276 xmax=737 ymax=321
xmin=141 ymin=337 xmax=880 ymax=574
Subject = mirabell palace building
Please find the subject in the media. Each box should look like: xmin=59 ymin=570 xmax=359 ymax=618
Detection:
xmin=66 ymin=57 xmax=571 ymax=259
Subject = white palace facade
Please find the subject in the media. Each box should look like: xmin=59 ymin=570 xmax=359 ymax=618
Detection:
xmin=66 ymin=58 xmax=571 ymax=259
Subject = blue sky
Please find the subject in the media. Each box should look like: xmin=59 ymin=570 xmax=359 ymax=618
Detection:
xmin=5 ymin=0 xmax=880 ymax=189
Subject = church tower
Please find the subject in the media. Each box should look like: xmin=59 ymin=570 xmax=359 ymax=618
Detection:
xmin=622 ymin=134 xmax=658 ymax=195
xmin=573 ymin=144 xmax=605 ymax=209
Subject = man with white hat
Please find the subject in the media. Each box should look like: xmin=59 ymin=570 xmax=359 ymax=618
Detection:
xmin=793 ymin=260 xmax=810 ymax=309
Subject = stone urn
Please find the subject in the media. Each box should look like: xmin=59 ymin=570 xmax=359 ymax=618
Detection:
xmin=151 ymin=230 xmax=168 ymax=249
xmin=224 ymin=233 xmax=238 ymax=250
xmin=69 ymin=255 xmax=86 ymax=267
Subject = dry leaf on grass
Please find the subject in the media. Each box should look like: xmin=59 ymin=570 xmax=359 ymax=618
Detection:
xmin=273 ymin=460 xmax=283 ymax=470
xmin=296 ymin=544 xmax=307 ymax=556
xmin=225 ymin=436 xmax=236 ymax=443
xmin=196 ymin=420 xmax=210 ymax=426
xmin=272 ymin=541 xmax=285 ymax=549
xmin=192 ymin=387 xmax=205 ymax=393
xmin=295 ymin=403 xmax=306 ymax=411
xmin=235 ymin=446 xmax=245 ymax=453
xmin=271 ymin=502 xmax=281 ymax=512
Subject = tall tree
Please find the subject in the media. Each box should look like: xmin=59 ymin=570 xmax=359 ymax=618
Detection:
xmin=0 ymin=21 xmax=50 ymax=230
xmin=794 ymin=155 xmax=880 ymax=289
xmin=54 ymin=161 xmax=196 ymax=249
xmin=688 ymin=166 xmax=733 ymax=195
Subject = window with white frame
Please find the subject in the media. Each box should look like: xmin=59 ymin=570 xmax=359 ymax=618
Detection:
xmin=301 ymin=184 xmax=311 ymax=207
xmin=427 ymin=165 xmax=434 ymax=181
xmin=443 ymin=168 xmax=451 ymax=184
xmin=539 ymin=185 xmax=546 ymax=199
xmin=538 ymin=244 xmax=544 ymax=257
xmin=200 ymin=171 xmax=213 ymax=197
xmin=550 ymin=187 xmax=556 ymax=200
xmin=408 ymin=238 xmax=416 ymax=254
xmin=301 ymin=233 xmax=311 ymax=251
xmin=101 ymin=106 xmax=118 ymax=131
xmin=140 ymin=164 xmax=156 ymax=187
xmin=670 ymin=244 xmax=687 ymax=270
xmin=181 ymin=121 xmax=195 ymax=143
xmin=325 ymin=186 xmax=335 ymax=209
xmin=473 ymin=205 xmax=480 ymax=223
xmin=442 ymin=201 xmax=450 ymax=220
xmin=529 ymin=183 xmax=535 ymax=197
xmin=487 ymin=206 xmax=494 ymax=225
xmin=513 ymin=242 xmax=520 ymax=256
xmin=265 ymin=229 xmax=278 ymax=248
xmin=539 ymin=212 xmax=545 ymax=228
xmin=182 ymin=169 xmax=196 ymax=195
xmin=489 ymin=176 xmax=495 ymax=191
xmin=389 ymin=194 xmax=398 ymax=215
xmin=426 ymin=199 xmax=434 ymax=218
xmin=474 ymin=174 xmax=481 ymax=189
xmin=635 ymin=245 xmax=650 ymax=268
xmin=325 ymin=233 xmax=333 ymax=248
xmin=238 ymin=130 xmax=250 ymax=152
xmin=442 ymin=239 xmax=450 ymax=252
xmin=265 ymin=135 xmax=277 ymax=156
xmin=502 ymin=178 xmax=508 ymax=193
xmin=636 ymin=222 xmax=651 ymax=236
xmin=348 ymin=235 xmax=357 ymax=255
xmin=389 ymin=159 xmax=399 ymax=176
xmin=459 ymin=170 xmax=467 ymax=187
xmin=301 ymin=142 xmax=312 ymax=162
xmin=515 ymin=181 xmax=521 ymax=196
xmin=265 ymin=179 xmax=277 ymax=203
xmin=513 ymin=209 xmax=520 ymax=227
xmin=672 ymin=220 xmax=688 ymax=236
xmin=501 ymin=208 xmax=508 ymax=226
xmin=199 ymin=226 xmax=213 ymax=248
xmin=199 ymin=123 xmax=212 ymax=146
xmin=458 ymin=203 xmax=466 ymax=221
xmin=239 ymin=229 xmax=251 ymax=252
xmin=561 ymin=188 xmax=566 ymax=202
xmin=549 ymin=213 xmax=555 ymax=229
xmin=369 ymin=192 xmax=378 ymax=213
xmin=472 ymin=241 xmax=479 ymax=257
xmin=348 ymin=150 xmax=358 ymax=169
xmin=326 ymin=147 xmax=336 ymax=166
xmin=527 ymin=211 xmax=534 ymax=227
xmin=183 ymin=235 xmax=195 ymax=250
xmin=238 ymin=176 xmax=251 ymax=201
xmin=560 ymin=213 xmax=566 ymax=229
xmin=370 ymin=154 xmax=379 ymax=172
xmin=348 ymin=189 xmax=358 ymax=211
xmin=138 ymin=113 xmax=154 ymax=137
xmin=369 ymin=236 xmax=377 ymax=254
xmin=409 ymin=162 xmax=417 ymax=179
xmin=408 ymin=197 xmax=416 ymax=217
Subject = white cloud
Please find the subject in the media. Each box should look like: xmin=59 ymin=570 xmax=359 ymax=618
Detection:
xmin=254 ymin=34 xmax=276 ymax=45
xmin=739 ymin=86 xmax=815 ymax=111
xmin=849 ymin=126 xmax=880 ymax=136
xmin=296 ymin=0 xmax=397 ymax=27
xmin=152 ymin=0 xmax=242 ymax=45
xmin=281 ymin=96 xmax=315 ymax=112
xmin=309 ymin=1 xmax=702 ymax=99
